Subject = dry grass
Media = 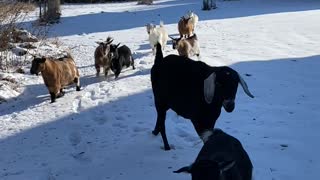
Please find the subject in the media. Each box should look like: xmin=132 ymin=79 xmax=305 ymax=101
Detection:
xmin=0 ymin=1 xmax=50 ymax=72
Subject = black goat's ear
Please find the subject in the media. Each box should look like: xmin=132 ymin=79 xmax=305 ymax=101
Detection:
xmin=204 ymin=72 xmax=216 ymax=104
xmin=116 ymin=43 xmax=121 ymax=48
xmin=39 ymin=57 xmax=46 ymax=63
xmin=173 ymin=165 xmax=192 ymax=174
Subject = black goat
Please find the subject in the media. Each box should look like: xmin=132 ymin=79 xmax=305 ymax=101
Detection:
xmin=151 ymin=43 xmax=254 ymax=150
xmin=109 ymin=43 xmax=135 ymax=78
xmin=174 ymin=129 xmax=253 ymax=180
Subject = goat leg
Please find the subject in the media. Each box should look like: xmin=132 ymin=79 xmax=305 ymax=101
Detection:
xmin=74 ymin=77 xmax=81 ymax=91
xmin=131 ymin=57 xmax=135 ymax=70
xmin=104 ymin=66 xmax=110 ymax=77
xmin=95 ymin=64 xmax=100 ymax=76
xmin=160 ymin=119 xmax=171 ymax=151
xmin=153 ymin=106 xmax=170 ymax=150
xmin=50 ymin=92 xmax=56 ymax=103
xmin=57 ymin=89 xmax=65 ymax=98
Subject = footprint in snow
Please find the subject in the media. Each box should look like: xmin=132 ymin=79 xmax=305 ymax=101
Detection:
xmin=112 ymin=122 xmax=128 ymax=129
xmin=94 ymin=115 xmax=108 ymax=125
xmin=72 ymin=98 xmax=80 ymax=113
xmin=69 ymin=131 xmax=82 ymax=146
xmin=132 ymin=126 xmax=149 ymax=133
xmin=71 ymin=151 xmax=92 ymax=163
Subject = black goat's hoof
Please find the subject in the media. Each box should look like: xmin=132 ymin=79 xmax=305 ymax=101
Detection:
xmin=76 ymin=86 xmax=81 ymax=91
xmin=164 ymin=146 xmax=171 ymax=151
xmin=152 ymin=130 xmax=159 ymax=136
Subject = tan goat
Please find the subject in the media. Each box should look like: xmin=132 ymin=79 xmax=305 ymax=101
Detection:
xmin=30 ymin=53 xmax=81 ymax=103
xmin=178 ymin=17 xmax=194 ymax=38
xmin=170 ymin=34 xmax=200 ymax=58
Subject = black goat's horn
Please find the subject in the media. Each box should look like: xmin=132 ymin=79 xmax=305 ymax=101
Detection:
xmin=173 ymin=165 xmax=192 ymax=173
xmin=238 ymin=73 xmax=254 ymax=98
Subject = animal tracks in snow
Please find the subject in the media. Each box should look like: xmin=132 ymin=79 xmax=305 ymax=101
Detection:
xmin=69 ymin=131 xmax=82 ymax=146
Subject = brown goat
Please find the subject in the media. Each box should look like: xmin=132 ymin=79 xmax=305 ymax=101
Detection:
xmin=178 ymin=17 xmax=194 ymax=38
xmin=94 ymin=37 xmax=113 ymax=77
xmin=30 ymin=53 xmax=81 ymax=103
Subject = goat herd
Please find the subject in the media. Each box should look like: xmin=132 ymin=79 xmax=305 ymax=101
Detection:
xmin=29 ymin=11 xmax=255 ymax=180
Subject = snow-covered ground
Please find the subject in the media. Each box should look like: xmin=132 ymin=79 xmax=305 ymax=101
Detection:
xmin=1 ymin=0 xmax=320 ymax=179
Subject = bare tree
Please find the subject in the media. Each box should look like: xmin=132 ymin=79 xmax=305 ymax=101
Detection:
xmin=203 ymin=0 xmax=216 ymax=10
xmin=137 ymin=0 xmax=153 ymax=5
xmin=46 ymin=0 xmax=61 ymax=23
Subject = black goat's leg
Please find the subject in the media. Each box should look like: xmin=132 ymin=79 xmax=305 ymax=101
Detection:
xmin=152 ymin=113 xmax=163 ymax=136
xmin=160 ymin=117 xmax=171 ymax=150
xmin=131 ymin=57 xmax=135 ymax=70
xmin=152 ymin=104 xmax=170 ymax=150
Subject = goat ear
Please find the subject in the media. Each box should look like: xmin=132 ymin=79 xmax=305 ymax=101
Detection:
xmin=204 ymin=72 xmax=216 ymax=104
xmin=39 ymin=57 xmax=46 ymax=63
xmin=116 ymin=43 xmax=121 ymax=48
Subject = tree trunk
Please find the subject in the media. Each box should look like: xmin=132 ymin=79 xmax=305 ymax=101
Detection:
xmin=203 ymin=0 xmax=216 ymax=10
xmin=137 ymin=0 xmax=153 ymax=5
xmin=47 ymin=0 xmax=61 ymax=23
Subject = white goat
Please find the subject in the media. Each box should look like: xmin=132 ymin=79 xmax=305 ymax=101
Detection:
xmin=147 ymin=21 xmax=168 ymax=55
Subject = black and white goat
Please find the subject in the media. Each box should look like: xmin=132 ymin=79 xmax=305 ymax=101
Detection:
xmin=170 ymin=33 xmax=200 ymax=58
xmin=151 ymin=43 xmax=254 ymax=150
xmin=109 ymin=43 xmax=135 ymax=78
xmin=174 ymin=129 xmax=253 ymax=180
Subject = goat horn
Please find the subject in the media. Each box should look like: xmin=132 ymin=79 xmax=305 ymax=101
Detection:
xmin=238 ymin=73 xmax=254 ymax=98
xmin=173 ymin=165 xmax=192 ymax=173
xmin=106 ymin=38 xmax=113 ymax=44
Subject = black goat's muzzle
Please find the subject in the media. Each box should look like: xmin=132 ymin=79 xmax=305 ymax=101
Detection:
xmin=30 ymin=69 xmax=39 ymax=76
xmin=223 ymin=99 xmax=235 ymax=112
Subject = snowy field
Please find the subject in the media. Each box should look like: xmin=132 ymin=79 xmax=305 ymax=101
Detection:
xmin=1 ymin=0 xmax=320 ymax=179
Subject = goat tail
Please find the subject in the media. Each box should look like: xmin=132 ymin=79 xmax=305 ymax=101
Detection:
xmin=238 ymin=73 xmax=254 ymax=98
xmin=159 ymin=20 xmax=164 ymax=27
xmin=65 ymin=52 xmax=73 ymax=59
xmin=155 ymin=43 xmax=163 ymax=65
